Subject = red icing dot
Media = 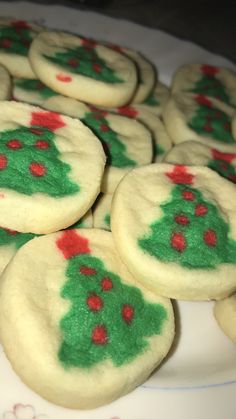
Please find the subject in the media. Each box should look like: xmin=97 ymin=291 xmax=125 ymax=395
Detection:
xmin=7 ymin=139 xmax=22 ymax=149
xmin=93 ymin=63 xmax=102 ymax=73
xmin=182 ymin=190 xmax=195 ymax=201
xmin=35 ymin=140 xmax=49 ymax=149
xmin=212 ymin=149 xmax=236 ymax=163
xmin=0 ymin=154 xmax=7 ymax=170
xmin=3 ymin=227 xmax=18 ymax=235
xmin=92 ymin=325 xmax=107 ymax=345
xmin=68 ymin=58 xmax=78 ymax=68
xmin=100 ymin=124 xmax=109 ymax=132
xmin=219 ymin=162 xmax=228 ymax=170
xmin=29 ymin=162 xmax=46 ymax=177
xmin=122 ymin=304 xmax=134 ymax=324
xmin=1 ymin=38 xmax=12 ymax=48
xmin=11 ymin=20 xmax=31 ymax=29
xmin=56 ymin=74 xmax=72 ymax=83
xmin=80 ymin=266 xmax=97 ymax=275
xmin=166 ymin=165 xmax=194 ymax=184
xmin=81 ymin=38 xmax=97 ymax=48
xmin=174 ymin=214 xmax=189 ymax=225
xmin=204 ymin=123 xmax=213 ymax=132
xmin=204 ymin=229 xmax=217 ymax=247
xmin=171 ymin=232 xmax=186 ymax=252
xmin=224 ymin=122 xmax=231 ymax=132
xmin=101 ymin=277 xmax=113 ymax=291
xmin=195 ymin=204 xmax=208 ymax=216
xmin=195 ymin=94 xmax=212 ymax=107
xmin=87 ymin=294 xmax=103 ymax=311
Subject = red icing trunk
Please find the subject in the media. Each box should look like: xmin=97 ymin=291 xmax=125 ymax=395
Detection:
xmin=30 ymin=111 xmax=66 ymax=131
xmin=56 ymin=230 xmax=91 ymax=259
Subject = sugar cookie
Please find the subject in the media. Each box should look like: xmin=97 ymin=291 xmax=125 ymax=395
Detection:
xmin=111 ymin=164 xmax=236 ymax=300
xmin=138 ymin=82 xmax=170 ymax=116
xmin=0 ymin=228 xmax=174 ymax=409
xmin=0 ymin=18 xmax=43 ymax=78
xmin=43 ymin=96 xmax=153 ymax=193
xmin=163 ymin=93 xmax=235 ymax=145
xmin=172 ymin=63 xmax=236 ymax=109
xmin=0 ymin=101 xmax=105 ymax=234
xmin=92 ymin=193 xmax=112 ymax=231
xmin=29 ymin=31 xmax=137 ymax=107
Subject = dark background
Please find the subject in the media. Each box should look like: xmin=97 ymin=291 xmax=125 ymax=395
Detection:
xmin=14 ymin=0 xmax=236 ymax=63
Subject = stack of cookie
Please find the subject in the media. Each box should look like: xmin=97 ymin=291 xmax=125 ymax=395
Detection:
xmin=0 ymin=16 xmax=235 ymax=410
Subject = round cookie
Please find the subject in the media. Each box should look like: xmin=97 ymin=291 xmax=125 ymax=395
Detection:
xmin=13 ymin=77 xmax=58 ymax=105
xmin=0 ymin=228 xmax=174 ymax=409
xmin=111 ymin=163 xmax=236 ymax=300
xmin=163 ymin=93 xmax=235 ymax=146
xmin=92 ymin=193 xmax=112 ymax=231
xmin=29 ymin=31 xmax=137 ymax=107
xmin=0 ymin=101 xmax=105 ymax=234
xmin=0 ymin=17 xmax=43 ymax=78
xmin=109 ymin=44 xmax=156 ymax=104
xmin=164 ymin=140 xmax=236 ymax=184
xmin=171 ymin=63 xmax=236 ymax=109
xmin=138 ymin=82 xmax=170 ymax=116
xmin=0 ymin=64 xmax=11 ymax=100
xmin=214 ymin=293 xmax=236 ymax=343
xmin=117 ymin=105 xmax=172 ymax=162
xmin=43 ymin=96 xmax=153 ymax=193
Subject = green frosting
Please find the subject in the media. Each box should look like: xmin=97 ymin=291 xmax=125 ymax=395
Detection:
xmin=188 ymin=103 xmax=234 ymax=143
xmin=154 ymin=143 xmax=165 ymax=159
xmin=82 ymin=111 xmax=137 ymax=168
xmin=208 ymin=159 xmax=236 ymax=184
xmin=144 ymin=90 xmax=160 ymax=106
xmin=0 ymin=22 xmax=34 ymax=56
xmin=0 ymin=227 xmax=36 ymax=249
xmin=14 ymin=78 xmax=57 ymax=99
xmin=139 ymin=184 xmax=236 ymax=269
xmin=44 ymin=43 xmax=124 ymax=84
xmin=0 ymin=127 xmax=79 ymax=196
xmin=59 ymin=253 xmax=167 ymax=368
xmin=189 ymin=73 xmax=233 ymax=107
xmin=104 ymin=213 xmax=110 ymax=228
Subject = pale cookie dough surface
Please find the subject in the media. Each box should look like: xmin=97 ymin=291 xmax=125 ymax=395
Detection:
xmin=13 ymin=77 xmax=58 ymax=105
xmin=163 ymin=93 xmax=236 ymax=146
xmin=29 ymin=31 xmax=137 ymax=107
xmin=0 ymin=17 xmax=43 ymax=78
xmin=138 ymin=82 xmax=170 ymax=116
xmin=171 ymin=63 xmax=236 ymax=109
xmin=0 ymin=228 xmax=174 ymax=409
xmin=92 ymin=193 xmax=112 ymax=231
xmin=0 ymin=64 xmax=11 ymax=100
xmin=43 ymin=96 xmax=153 ymax=194
xmin=214 ymin=293 xmax=236 ymax=343
xmin=232 ymin=116 xmax=236 ymax=141
xmin=116 ymin=105 xmax=172 ymax=162
xmin=111 ymin=163 xmax=236 ymax=301
xmin=0 ymin=101 xmax=105 ymax=234
xmin=164 ymin=140 xmax=236 ymax=184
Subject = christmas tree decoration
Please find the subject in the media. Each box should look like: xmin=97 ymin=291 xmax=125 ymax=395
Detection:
xmin=111 ymin=163 xmax=236 ymax=300
xmin=0 ymin=101 xmax=105 ymax=234
xmin=43 ymin=96 xmax=153 ymax=194
xmin=0 ymin=229 xmax=174 ymax=409
xmin=163 ymin=93 xmax=235 ymax=146
xmin=13 ymin=78 xmax=58 ymax=105
xmin=0 ymin=18 xmax=43 ymax=78
xmin=29 ymin=31 xmax=137 ymax=106
xmin=172 ymin=63 xmax=236 ymax=109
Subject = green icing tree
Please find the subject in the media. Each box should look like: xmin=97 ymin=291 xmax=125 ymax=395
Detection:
xmin=154 ymin=143 xmax=165 ymax=160
xmin=0 ymin=227 xmax=36 ymax=249
xmin=14 ymin=78 xmax=58 ymax=100
xmin=82 ymin=111 xmax=137 ymax=168
xmin=0 ymin=126 xmax=79 ymax=196
xmin=188 ymin=65 xmax=234 ymax=107
xmin=188 ymin=96 xmax=234 ymax=143
xmin=59 ymin=253 xmax=167 ymax=368
xmin=44 ymin=41 xmax=124 ymax=83
xmin=0 ymin=20 xmax=34 ymax=56
xmin=138 ymin=168 xmax=236 ymax=269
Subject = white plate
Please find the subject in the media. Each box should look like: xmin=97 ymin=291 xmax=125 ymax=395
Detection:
xmin=0 ymin=2 xmax=236 ymax=418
